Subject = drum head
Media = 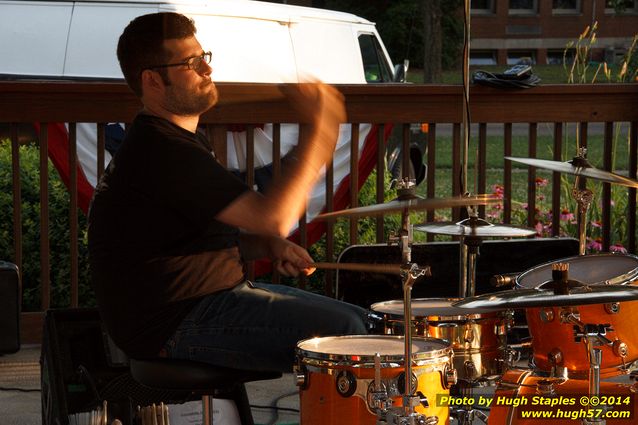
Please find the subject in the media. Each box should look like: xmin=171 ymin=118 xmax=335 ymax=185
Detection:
xmin=371 ymin=298 xmax=499 ymax=318
xmin=517 ymin=254 xmax=638 ymax=289
xmin=296 ymin=335 xmax=450 ymax=363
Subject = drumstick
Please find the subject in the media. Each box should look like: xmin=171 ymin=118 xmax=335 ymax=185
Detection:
xmin=310 ymin=262 xmax=404 ymax=275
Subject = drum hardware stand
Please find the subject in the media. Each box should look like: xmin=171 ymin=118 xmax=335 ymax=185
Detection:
xmin=563 ymin=310 xmax=617 ymax=425
xmin=570 ymin=148 xmax=595 ymax=256
xmin=456 ymin=213 xmax=483 ymax=298
xmin=375 ymin=179 xmax=438 ymax=425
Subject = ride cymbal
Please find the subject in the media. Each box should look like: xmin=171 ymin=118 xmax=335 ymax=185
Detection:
xmin=415 ymin=217 xmax=536 ymax=238
xmin=506 ymin=156 xmax=638 ymax=188
xmin=315 ymin=194 xmax=499 ymax=220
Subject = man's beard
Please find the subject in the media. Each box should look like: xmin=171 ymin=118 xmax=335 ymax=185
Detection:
xmin=164 ymin=81 xmax=218 ymax=116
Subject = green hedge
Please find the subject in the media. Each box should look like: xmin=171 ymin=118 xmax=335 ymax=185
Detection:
xmin=0 ymin=141 xmax=93 ymax=311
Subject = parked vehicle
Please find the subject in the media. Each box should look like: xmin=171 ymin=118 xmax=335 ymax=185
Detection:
xmin=0 ymin=0 xmax=423 ymax=225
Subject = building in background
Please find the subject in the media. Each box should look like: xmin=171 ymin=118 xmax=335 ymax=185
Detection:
xmin=462 ymin=0 xmax=637 ymax=65
xmin=284 ymin=0 xmax=638 ymax=66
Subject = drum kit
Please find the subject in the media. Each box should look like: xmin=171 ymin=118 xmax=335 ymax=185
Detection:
xmin=293 ymin=152 xmax=638 ymax=425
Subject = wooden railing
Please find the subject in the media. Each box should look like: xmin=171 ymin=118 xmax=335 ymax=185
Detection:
xmin=1 ymin=81 xmax=637 ymax=343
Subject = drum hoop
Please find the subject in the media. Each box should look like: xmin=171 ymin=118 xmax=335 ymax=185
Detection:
xmin=300 ymin=354 xmax=453 ymax=371
xmin=516 ymin=253 xmax=638 ymax=289
xmin=296 ymin=336 xmax=453 ymax=365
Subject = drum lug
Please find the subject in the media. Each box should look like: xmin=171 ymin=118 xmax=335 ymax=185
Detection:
xmin=444 ymin=364 xmax=458 ymax=389
xmin=464 ymin=360 xmax=479 ymax=380
xmin=539 ymin=308 xmax=555 ymax=322
xmin=535 ymin=378 xmax=556 ymax=396
xmin=335 ymin=370 xmax=357 ymax=398
xmin=463 ymin=323 xmax=474 ymax=346
xmin=294 ymin=365 xmax=308 ymax=389
xmin=613 ymin=340 xmax=629 ymax=358
xmin=605 ymin=302 xmax=621 ymax=314
xmin=548 ymin=348 xmax=564 ymax=366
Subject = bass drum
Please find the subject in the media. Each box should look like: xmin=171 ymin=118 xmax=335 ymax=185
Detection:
xmin=488 ymin=368 xmax=638 ymax=424
xmin=518 ymin=254 xmax=638 ymax=377
xmin=296 ymin=335 xmax=454 ymax=425
xmin=371 ymin=298 xmax=511 ymax=382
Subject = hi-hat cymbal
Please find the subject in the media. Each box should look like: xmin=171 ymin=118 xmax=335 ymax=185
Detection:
xmin=452 ymin=284 xmax=638 ymax=309
xmin=506 ymin=156 xmax=638 ymax=188
xmin=415 ymin=217 xmax=536 ymax=238
xmin=315 ymin=194 xmax=499 ymax=220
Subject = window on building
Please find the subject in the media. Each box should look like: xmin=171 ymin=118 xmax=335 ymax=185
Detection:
xmin=507 ymin=51 xmax=536 ymax=65
xmin=472 ymin=0 xmax=495 ymax=14
xmin=470 ymin=51 xmax=497 ymax=66
xmin=547 ymin=49 xmax=575 ymax=65
xmin=509 ymin=0 xmax=538 ymax=14
xmin=605 ymin=0 xmax=638 ymax=14
xmin=358 ymin=33 xmax=393 ymax=83
xmin=553 ymin=0 xmax=581 ymax=14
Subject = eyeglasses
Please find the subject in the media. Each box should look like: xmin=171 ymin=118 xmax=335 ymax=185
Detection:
xmin=147 ymin=51 xmax=212 ymax=73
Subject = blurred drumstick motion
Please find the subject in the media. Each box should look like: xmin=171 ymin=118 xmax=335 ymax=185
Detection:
xmin=311 ymin=262 xmax=431 ymax=276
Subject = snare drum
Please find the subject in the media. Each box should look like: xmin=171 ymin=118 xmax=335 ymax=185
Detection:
xmin=371 ymin=299 xmax=511 ymax=381
xmin=518 ymin=254 xmax=638 ymax=377
xmin=296 ymin=335 xmax=454 ymax=425
xmin=488 ymin=368 xmax=638 ymax=424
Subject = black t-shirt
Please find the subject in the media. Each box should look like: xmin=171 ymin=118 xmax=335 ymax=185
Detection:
xmin=88 ymin=114 xmax=249 ymax=358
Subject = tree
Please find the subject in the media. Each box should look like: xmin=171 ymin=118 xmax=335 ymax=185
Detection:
xmin=422 ymin=0 xmax=442 ymax=82
xmin=322 ymin=0 xmax=463 ymax=81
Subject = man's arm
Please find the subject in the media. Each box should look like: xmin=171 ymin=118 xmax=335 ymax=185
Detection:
xmin=215 ymin=82 xmax=346 ymax=237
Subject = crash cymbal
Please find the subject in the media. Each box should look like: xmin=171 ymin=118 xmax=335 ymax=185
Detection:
xmin=415 ymin=217 xmax=536 ymax=238
xmin=315 ymin=194 xmax=499 ymax=220
xmin=506 ymin=156 xmax=638 ymax=188
xmin=452 ymin=284 xmax=638 ymax=309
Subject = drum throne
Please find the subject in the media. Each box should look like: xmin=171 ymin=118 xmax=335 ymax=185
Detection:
xmin=130 ymin=357 xmax=281 ymax=425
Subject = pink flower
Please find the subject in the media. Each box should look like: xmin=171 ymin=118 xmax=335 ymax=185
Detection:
xmin=535 ymin=177 xmax=548 ymax=187
xmin=492 ymin=184 xmax=504 ymax=199
xmin=534 ymin=221 xmax=546 ymax=236
xmin=587 ymin=238 xmax=603 ymax=252
xmin=610 ymin=244 xmax=627 ymax=253
xmin=560 ymin=208 xmax=575 ymax=222
xmin=591 ymin=220 xmax=602 ymax=228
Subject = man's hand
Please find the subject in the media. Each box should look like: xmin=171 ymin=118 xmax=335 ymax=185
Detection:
xmin=268 ymin=236 xmax=316 ymax=277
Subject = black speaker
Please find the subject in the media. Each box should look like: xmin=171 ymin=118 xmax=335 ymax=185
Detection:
xmin=336 ymin=237 xmax=580 ymax=307
xmin=0 ymin=261 xmax=20 ymax=354
xmin=40 ymin=308 xmax=192 ymax=425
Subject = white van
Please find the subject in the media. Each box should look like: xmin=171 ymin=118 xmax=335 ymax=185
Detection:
xmin=0 ymin=0 xmax=416 ymax=222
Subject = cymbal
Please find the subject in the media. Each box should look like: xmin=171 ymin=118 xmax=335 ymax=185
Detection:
xmin=506 ymin=156 xmax=638 ymax=188
xmin=415 ymin=217 xmax=536 ymax=238
xmin=452 ymin=284 xmax=638 ymax=309
xmin=315 ymin=194 xmax=499 ymax=220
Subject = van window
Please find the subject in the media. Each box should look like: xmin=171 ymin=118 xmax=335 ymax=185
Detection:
xmin=358 ymin=33 xmax=392 ymax=83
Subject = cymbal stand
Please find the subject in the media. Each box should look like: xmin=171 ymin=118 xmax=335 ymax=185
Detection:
xmin=458 ymin=214 xmax=482 ymax=298
xmin=570 ymin=149 xmax=594 ymax=256
xmin=376 ymin=181 xmax=435 ymax=425
xmin=571 ymin=176 xmax=594 ymax=256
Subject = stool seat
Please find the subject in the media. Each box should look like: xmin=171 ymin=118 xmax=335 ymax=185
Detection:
xmin=130 ymin=358 xmax=282 ymax=392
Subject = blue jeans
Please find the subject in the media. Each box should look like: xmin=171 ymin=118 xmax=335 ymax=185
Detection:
xmin=162 ymin=281 xmax=369 ymax=372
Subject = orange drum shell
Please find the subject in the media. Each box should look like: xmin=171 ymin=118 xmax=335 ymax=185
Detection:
xmin=299 ymin=363 xmax=450 ymax=425
xmin=489 ymin=368 xmax=638 ymax=425
xmin=527 ymin=299 xmax=638 ymax=378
